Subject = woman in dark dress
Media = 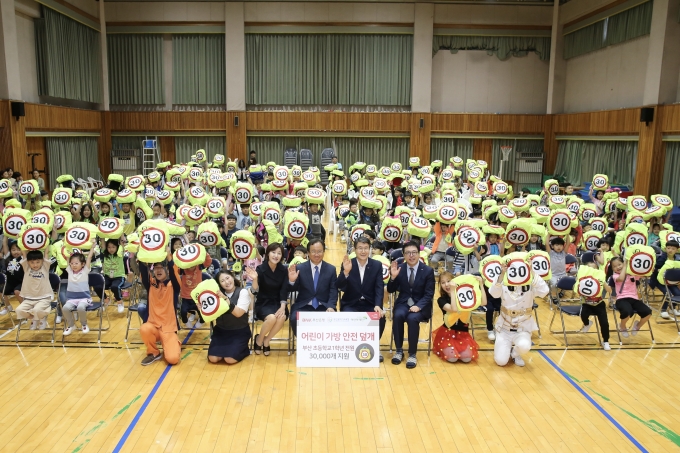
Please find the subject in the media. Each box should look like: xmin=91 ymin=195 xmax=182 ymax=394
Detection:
xmin=208 ymin=270 xmax=252 ymax=364
xmin=244 ymin=243 xmax=288 ymax=356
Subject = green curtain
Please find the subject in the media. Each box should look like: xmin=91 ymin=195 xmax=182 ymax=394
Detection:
xmin=662 ymin=142 xmax=680 ymax=206
xmin=430 ymin=138 xmax=473 ymax=178
xmin=108 ymin=34 xmax=164 ymax=105
xmin=245 ymin=34 xmax=413 ymax=106
xmin=432 ymin=35 xmax=551 ymax=61
xmin=563 ymin=1 xmax=653 ymax=59
xmin=554 ymin=140 xmax=638 ymax=188
xmin=491 ymin=139 xmax=544 ymax=181
xmin=34 ymin=7 xmax=102 ymax=103
xmin=173 ymin=35 xmax=225 ymax=105
xmin=247 ymin=136 xmax=409 ymax=169
xmin=175 ymin=136 xmax=226 ymax=164
xmin=46 ymin=137 xmax=100 ymax=189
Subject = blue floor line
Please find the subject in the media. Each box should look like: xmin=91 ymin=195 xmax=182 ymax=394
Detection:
xmin=538 ymin=350 xmax=648 ymax=453
xmin=112 ymin=329 xmax=195 ymax=453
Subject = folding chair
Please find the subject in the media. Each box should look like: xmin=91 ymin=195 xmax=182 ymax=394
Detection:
xmin=0 ymin=273 xmax=15 ymax=328
xmin=389 ymin=249 xmax=403 ymax=261
xmin=659 ymin=268 xmax=680 ymax=334
xmin=548 ymin=276 xmax=602 ymax=347
xmin=608 ymin=276 xmax=655 ymax=345
xmin=284 ymin=148 xmax=298 ymax=168
xmin=124 ymin=276 xmax=144 ymax=342
xmin=299 ymin=149 xmax=313 ymax=171
xmin=16 ymin=273 xmax=61 ymax=343
xmin=209 ymin=258 xmax=221 ymax=277
xmin=62 ymin=273 xmax=111 ymax=343
xmin=565 ymin=254 xmax=578 ymax=273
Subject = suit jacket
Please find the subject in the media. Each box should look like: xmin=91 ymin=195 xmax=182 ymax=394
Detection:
xmin=289 ymin=260 xmax=338 ymax=311
xmin=337 ymin=257 xmax=385 ymax=310
xmin=386 ymin=261 xmax=435 ymax=317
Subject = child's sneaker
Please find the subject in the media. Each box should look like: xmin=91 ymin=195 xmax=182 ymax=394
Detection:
xmin=117 ymin=303 xmax=124 ymax=313
xmin=29 ymin=319 xmax=39 ymax=330
xmin=0 ymin=305 xmax=11 ymax=315
xmin=38 ymin=318 xmax=48 ymax=330
xmin=185 ymin=319 xmax=195 ymax=329
xmin=602 ymin=342 xmax=611 ymax=351
xmin=81 ymin=325 xmax=90 ymax=334
xmin=580 ymin=322 xmax=592 ymax=333
xmin=63 ymin=326 xmax=75 ymax=336
xmin=194 ymin=320 xmax=204 ymax=329
xmin=631 ymin=321 xmax=640 ymax=336
xmin=661 ymin=311 xmax=671 ymax=319
xmin=55 ymin=315 xmax=62 ymax=324
xmin=188 ymin=313 xmax=196 ymax=323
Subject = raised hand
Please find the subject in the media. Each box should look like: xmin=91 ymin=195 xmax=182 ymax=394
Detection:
xmin=244 ymin=267 xmax=258 ymax=282
xmin=342 ymin=254 xmax=352 ymax=276
xmin=288 ymin=264 xmax=300 ymax=282
xmin=390 ymin=261 xmax=401 ymax=280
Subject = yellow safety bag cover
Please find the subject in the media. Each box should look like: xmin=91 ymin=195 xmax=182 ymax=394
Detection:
xmin=64 ymin=222 xmax=98 ymax=250
xmin=52 ymin=188 xmax=73 ymax=209
xmin=449 ymin=275 xmax=483 ymax=314
xmin=3 ymin=208 xmax=30 ymax=239
xmin=526 ymin=250 xmax=551 ymax=281
xmin=234 ymin=183 xmax=254 ymax=205
xmin=54 ymin=210 xmax=72 ymax=234
xmin=497 ymin=205 xmax=517 ymax=224
xmin=261 ymin=202 xmax=282 ymax=226
xmin=305 ymin=187 xmax=325 ymax=205
xmin=98 ymin=217 xmax=125 ymax=239
xmin=454 ymin=226 xmax=484 ymax=255
xmin=230 ymin=230 xmax=257 ymax=260
xmin=190 ymin=279 xmax=228 ymax=323
xmin=651 ymin=194 xmax=673 ymax=210
xmin=658 ymin=260 xmax=680 ymax=286
xmin=379 ymin=217 xmax=403 ymax=243
xmin=592 ymin=174 xmax=609 ymax=191
xmin=137 ymin=222 xmax=170 ymax=263
xmin=574 ymin=266 xmax=607 ymax=299
xmin=350 ymin=224 xmax=371 ymax=243
xmin=502 ymin=252 xmax=531 ymax=287
xmin=197 ymin=222 xmax=225 ymax=248
xmin=173 ymin=243 xmax=208 ymax=270
xmin=548 ymin=209 xmax=572 ymax=236
xmin=505 ymin=219 xmax=533 ymax=247
xmin=18 ymin=180 xmax=39 ymax=199
xmin=134 ymin=197 xmax=153 ymax=223
xmin=479 ymin=255 xmax=503 ymax=287
xmin=18 ymin=223 xmax=50 ymax=251
xmin=31 ymin=208 xmax=54 ymax=229
xmin=407 ymin=215 xmax=431 ymax=238
xmin=625 ymin=245 xmax=656 ymax=278
xmin=284 ymin=211 xmax=308 ymax=241
xmin=184 ymin=205 xmax=207 ymax=226
xmin=544 ymin=179 xmax=560 ymax=197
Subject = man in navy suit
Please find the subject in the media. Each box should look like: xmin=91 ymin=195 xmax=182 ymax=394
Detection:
xmin=288 ymin=238 xmax=338 ymax=335
xmin=387 ymin=240 xmax=435 ymax=369
xmin=337 ymin=237 xmax=386 ymax=362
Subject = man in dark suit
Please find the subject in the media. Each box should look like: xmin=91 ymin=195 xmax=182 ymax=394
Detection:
xmin=288 ymin=238 xmax=338 ymax=335
xmin=387 ymin=240 xmax=435 ymax=369
xmin=337 ymin=237 xmax=386 ymax=362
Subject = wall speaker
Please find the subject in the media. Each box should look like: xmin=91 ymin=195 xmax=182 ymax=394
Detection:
xmin=419 ymin=118 xmax=424 ymax=129
xmin=234 ymin=116 xmax=239 ymax=127
xmin=11 ymin=101 xmax=24 ymax=120
xmin=640 ymin=107 xmax=654 ymax=125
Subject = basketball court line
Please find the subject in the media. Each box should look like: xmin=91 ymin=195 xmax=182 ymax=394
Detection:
xmin=538 ymin=350 xmax=648 ymax=453
xmin=111 ymin=329 xmax=196 ymax=453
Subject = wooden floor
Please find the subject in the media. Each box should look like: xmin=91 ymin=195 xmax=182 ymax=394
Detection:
xmin=2 ymin=232 xmax=680 ymax=453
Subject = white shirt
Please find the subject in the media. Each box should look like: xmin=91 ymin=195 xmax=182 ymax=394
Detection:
xmin=224 ymin=288 xmax=251 ymax=312
xmin=310 ymin=261 xmax=323 ymax=280
xmin=356 ymin=259 xmax=368 ymax=284
xmin=489 ymin=274 xmax=548 ymax=332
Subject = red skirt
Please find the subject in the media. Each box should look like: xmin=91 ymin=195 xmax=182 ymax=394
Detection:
xmin=432 ymin=325 xmax=479 ymax=362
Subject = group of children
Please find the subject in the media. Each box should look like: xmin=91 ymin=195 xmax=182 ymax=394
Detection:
xmin=0 ymin=153 xmax=673 ymax=369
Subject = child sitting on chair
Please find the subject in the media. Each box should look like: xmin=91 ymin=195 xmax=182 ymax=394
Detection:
xmin=579 ymin=254 xmax=612 ymax=351
xmin=608 ymin=257 xmax=652 ymax=338
xmin=62 ymin=240 xmax=96 ymax=336
xmin=15 ymin=249 xmax=53 ymax=330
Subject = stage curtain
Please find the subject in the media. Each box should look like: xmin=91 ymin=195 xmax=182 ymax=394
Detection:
xmin=46 ymin=137 xmax=101 ymax=189
xmin=432 ymin=35 xmax=551 ymax=61
xmin=555 ymin=140 xmax=637 ymax=188
xmin=173 ymin=34 xmax=225 ymax=105
xmin=108 ymin=34 xmax=164 ymax=105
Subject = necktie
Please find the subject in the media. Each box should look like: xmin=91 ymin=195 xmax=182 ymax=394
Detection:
xmin=409 ymin=267 xmax=415 ymax=287
xmin=312 ymin=265 xmax=320 ymax=309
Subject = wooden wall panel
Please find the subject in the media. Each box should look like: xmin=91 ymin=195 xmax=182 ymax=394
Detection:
xmin=159 ymin=136 xmax=176 ymax=165
xmin=110 ymin=111 xmax=226 ymax=131
xmin=26 ymin=137 xmax=49 ymax=191
xmin=246 ymin=112 xmax=411 ymax=132
xmin=409 ymin=114 xmax=431 ymax=164
xmin=1 ymin=102 xmax=29 ymax=176
xmin=635 ymin=106 xmax=665 ymax=197
xmin=473 ymin=139 xmax=493 ymax=169
xmin=431 ymin=114 xmax=545 ymax=134
xmin=660 ymin=104 xmax=680 ymax=133
xmin=227 ymin=112 xmax=246 ymax=161
xmin=24 ymin=103 xmax=101 ymax=131
xmin=552 ymin=108 xmax=641 ymax=134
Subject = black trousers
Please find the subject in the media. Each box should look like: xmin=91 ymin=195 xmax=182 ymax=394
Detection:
xmin=290 ymin=304 xmax=328 ymax=335
xmin=581 ymin=302 xmax=610 ymax=342
xmin=486 ymin=295 xmax=502 ymax=331
xmin=340 ymin=302 xmax=386 ymax=339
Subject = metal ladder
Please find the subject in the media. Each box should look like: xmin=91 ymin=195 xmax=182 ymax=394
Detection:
xmin=142 ymin=137 xmax=160 ymax=176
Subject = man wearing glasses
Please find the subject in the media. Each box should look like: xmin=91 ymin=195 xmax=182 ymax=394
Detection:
xmin=288 ymin=238 xmax=338 ymax=335
xmin=387 ymin=241 xmax=435 ymax=369
xmin=337 ymin=237 xmax=386 ymax=362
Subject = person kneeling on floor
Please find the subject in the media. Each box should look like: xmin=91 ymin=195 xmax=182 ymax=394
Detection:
xmin=133 ymin=247 xmax=182 ymax=366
